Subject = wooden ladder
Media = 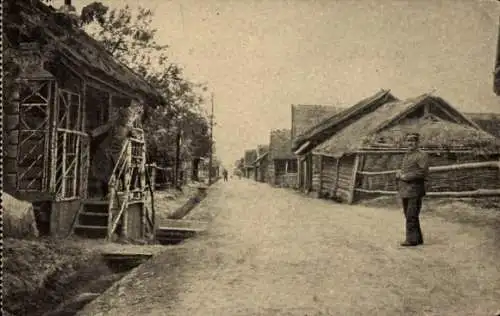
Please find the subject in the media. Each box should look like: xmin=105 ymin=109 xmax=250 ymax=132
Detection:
xmin=70 ymin=130 xmax=156 ymax=241
xmin=69 ymin=140 xmax=132 ymax=240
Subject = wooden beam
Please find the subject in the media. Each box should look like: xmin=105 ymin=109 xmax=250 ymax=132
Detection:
xmin=43 ymin=81 xmax=53 ymax=191
xmin=355 ymin=188 xmax=500 ymax=198
xmin=294 ymin=141 xmax=311 ymax=156
xmin=318 ymin=155 xmax=324 ymax=195
xmin=357 ymin=160 xmax=499 ymax=176
xmin=356 ymin=149 xmax=482 ymax=154
xmin=90 ymin=122 xmax=112 ymax=138
xmin=347 ymin=154 xmax=361 ymax=204
xmin=49 ymin=82 xmax=59 ymax=193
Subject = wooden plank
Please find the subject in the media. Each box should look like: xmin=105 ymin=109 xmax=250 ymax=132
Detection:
xmin=347 ymin=155 xmax=361 ymax=204
xmin=318 ymin=155 xmax=324 ymax=194
xmin=355 ymin=188 xmax=500 ymax=197
xmin=357 ymin=161 xmax=499 ymax=176
xmin=61 ymin=131 xmax=67 ymax=197
xmin=56 ymin=128 xmax=88 ymax=137
xmin=49 ymin=82 xmax=59 ymax=193
xmin=42 ymin=82 xmax=52 ymax=191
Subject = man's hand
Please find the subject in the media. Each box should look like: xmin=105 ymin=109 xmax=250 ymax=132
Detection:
xmin=395 ymin=170 xmax=402 ymax=179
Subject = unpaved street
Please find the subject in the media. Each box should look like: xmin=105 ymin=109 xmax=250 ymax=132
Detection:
xmin=79 ymin=179 xmax=500 ymax=316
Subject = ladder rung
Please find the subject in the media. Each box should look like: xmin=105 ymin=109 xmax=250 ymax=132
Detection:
xmin=74 ymin=224 xmax=107 ymax=230
xmin=80 ymin=211 xmax=109 ymax=217
xmin=83 ymin=200 xmax=109 ymax=205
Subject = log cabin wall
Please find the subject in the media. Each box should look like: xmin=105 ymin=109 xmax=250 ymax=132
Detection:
xmin=272 ymin=159 xmax=298 ymax=188
xmin=267 ymin=160 xmax=276 ymax=185
xmin=320 ymin=156 xmax=338 ymax=198
xmin=334 ymin=154 xmax=357 ymax=202
xmin=258 ymin=158 xmax=269 ymax=182
xmin=355 ymin=152 xmax=500 ymax=201
xmin=311 ymin=154 xmax=322 ymax=193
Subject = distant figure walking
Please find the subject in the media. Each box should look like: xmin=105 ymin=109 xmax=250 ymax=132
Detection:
xmin=223 ymin=169 xmax=228 ymax=182
xmin=395 ymin=132 xmax=429 ymax=247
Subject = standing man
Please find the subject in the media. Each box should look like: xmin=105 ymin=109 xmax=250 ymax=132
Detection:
xmin=396 ymin=132 xmax=429 ymax=247
xmin=223 ymin=169 xmax=228 ymax=182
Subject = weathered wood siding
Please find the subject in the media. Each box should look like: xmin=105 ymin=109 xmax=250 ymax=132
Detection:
xmin=258 ymin=159 xmax=269 ymax=182
xmin=50 ymin=200 xmax=81 ymax=236
xmin=320 ymin=156 xmax=338 ymax=197
xmin=4 ymin=86 xmax=21 ymax=195
xmin=267 ymin=160 xmax=276 ymax=186
xmin=248 ymin=168 xmax=255 ymax=180
xmin=334 ymin=155 xmax=356 ymax=202
xmin=311 ymin=154 xmax=322 ymax=192
xmin=276 ymin=173 xmax=298 ymax=188
xmin=126 ymin=202 xmax=144 ymax=240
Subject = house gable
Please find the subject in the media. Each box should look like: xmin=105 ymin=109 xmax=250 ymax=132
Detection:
xmin=374 ymin=95 xmax=482 ymax=135
xmin=312 ymin=94 xmax=500 ymax=156
xmin=292 ymin=89 xmax=398 ymax=154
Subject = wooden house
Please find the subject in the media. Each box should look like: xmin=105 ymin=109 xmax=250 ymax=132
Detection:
xmin=292 ymin=90 xmax=398 ymax=196
xmin=466 ymin=113 xmax=500 ymax=139
xmin=243 ymin=149 xmax=258 ymax=179
xmin=494 ymin=17 xmax=500 ymax=96
xmin=310 ymin=93 xmax=500 ymax=204
xmin=291 ymin=104 xmax=343 ymax=194
xmin=4 ymin=0 xmax=164 ymax=240
xmin=253 ymin=145 xmax=269 ymax=182
xmin=268 ymin=129 xmax=298 ymax=187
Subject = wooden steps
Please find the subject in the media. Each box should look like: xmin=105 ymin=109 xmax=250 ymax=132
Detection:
xmin=73 ymin=200 xmax=111 ymax=239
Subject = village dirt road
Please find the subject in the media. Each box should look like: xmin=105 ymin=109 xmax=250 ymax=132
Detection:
xmin=78 ymin=179 xmax=500 ymax=316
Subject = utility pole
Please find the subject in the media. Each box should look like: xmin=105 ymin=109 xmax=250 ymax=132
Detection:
xmin=208 ymin=93 xmax=214 ymax=185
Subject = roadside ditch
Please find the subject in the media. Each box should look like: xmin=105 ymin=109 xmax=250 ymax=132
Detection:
xmin=5 ymin=181 xmax=217 ymax=316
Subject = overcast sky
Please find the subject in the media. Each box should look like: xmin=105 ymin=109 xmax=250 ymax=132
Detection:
xmin=70 ymin=0 xmax=500 ymax=168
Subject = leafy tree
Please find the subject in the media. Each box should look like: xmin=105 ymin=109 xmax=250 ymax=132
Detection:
xmin=76 ymin=2 xmax=212 ymax=173
xmin=8 ymin=1 xmax=212 ymax=182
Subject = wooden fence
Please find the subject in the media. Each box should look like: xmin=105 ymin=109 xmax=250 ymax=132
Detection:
xmin=355 ymin=160 xmax=500 ymax=198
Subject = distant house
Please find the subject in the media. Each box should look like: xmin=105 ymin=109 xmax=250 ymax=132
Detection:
xmin=311 ymin=93 xmax=500 ymax=204
xmin=291 ymin=104 xmax=343 ymax=194
xmin=292 ymin=90 xmax=398 ymax=196
xmin=495 ymin=17 xmax=500 ymax=95
xmin=243 ymin=149 xmax=258 ymax=179
xmin=268 ymin=129 xmax=297 ymax=187
xmin=253 ymin=144 xmax=269 ymax=182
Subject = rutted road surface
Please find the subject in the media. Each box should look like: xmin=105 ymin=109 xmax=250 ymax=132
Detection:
xmin=78 ymin=179 xmax=500 ymax=316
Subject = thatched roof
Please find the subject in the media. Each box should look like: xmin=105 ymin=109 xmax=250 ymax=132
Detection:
xmin=269 ymin=129 xmax=295 ymax=160
xmin=465 ymin=113 xmax=500 ymax=138
xmin=244 ymin=149 xmax=258 ymax=167
xmin=292 ymin=90 xmax=398 ymax=153
xmin=291 ymin=104 xmax=343 ymax=141
xmin=4 ymin=0 xmax=164 ymax=105
xmin=313 ymin=94 xmax=500 ymax=157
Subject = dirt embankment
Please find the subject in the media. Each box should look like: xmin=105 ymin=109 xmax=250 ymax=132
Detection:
xmin=4 ymin=237 xmax=128 ymax=316
xmin=5 ymin=182 xmax=217 ymax=316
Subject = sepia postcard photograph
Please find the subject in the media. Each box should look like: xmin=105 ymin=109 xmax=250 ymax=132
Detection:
xmin=2 ymin=0 xmax=500 ymax=315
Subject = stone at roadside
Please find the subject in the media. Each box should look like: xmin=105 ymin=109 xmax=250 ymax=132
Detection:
xmin=3 ymin=193 xmax=39 ymax=238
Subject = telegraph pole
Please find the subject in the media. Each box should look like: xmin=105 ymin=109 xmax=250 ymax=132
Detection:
xmin=208 ymin=93 xmax=214 ymax=185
